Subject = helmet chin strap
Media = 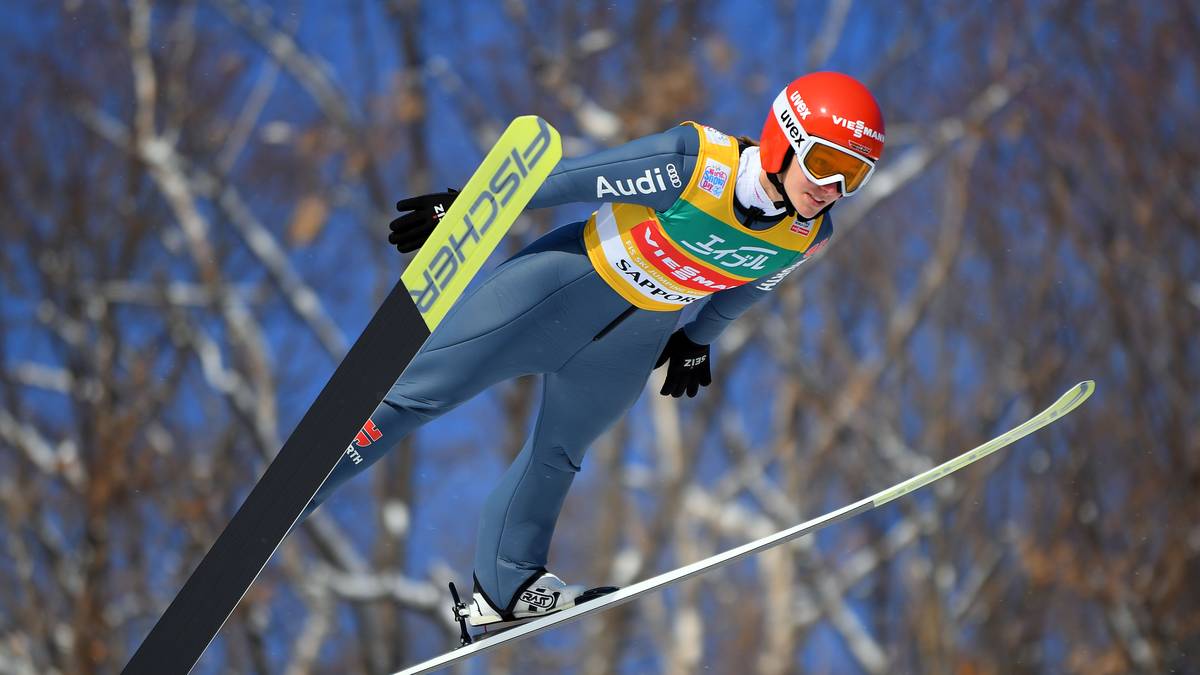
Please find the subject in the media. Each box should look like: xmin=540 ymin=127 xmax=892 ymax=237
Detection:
xmin=766 ymin=149 xmax=836 ymax=223
xmin=765 ymin=169 xmax=796 ymax=216
xmin=765 ymin=148 xmax=797 ymax=216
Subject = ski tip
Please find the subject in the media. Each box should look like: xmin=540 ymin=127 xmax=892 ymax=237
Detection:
xmin=1060 ymin=380 xmax=1097 ymax=411
xmin=507 ymin=115 xmax=562 ymax=150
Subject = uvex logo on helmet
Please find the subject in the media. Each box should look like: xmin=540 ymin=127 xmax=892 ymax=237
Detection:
xmin=789 ymin=90 xmax=812 ymax=119
xmin=776 ymin=104 xmax=804 ymax=144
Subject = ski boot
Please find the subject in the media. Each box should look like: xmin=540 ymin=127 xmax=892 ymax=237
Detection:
xmin=449 ymin=570 xmax=617 ymax=645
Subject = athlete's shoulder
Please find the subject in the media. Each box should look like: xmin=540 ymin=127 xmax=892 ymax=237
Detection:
xmin=804 ymin=209 xmax=836 ymax=258
xmin=646 ymin=124 xmax=700 ymax=157
xmin=679 ymin=122 xmax=742 ymax=150
xmin=676 ymin=122 xmax=756 ymax=154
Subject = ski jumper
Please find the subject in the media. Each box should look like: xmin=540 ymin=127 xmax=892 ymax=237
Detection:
xmin=303 ymin=123 xmax=833 ymax=612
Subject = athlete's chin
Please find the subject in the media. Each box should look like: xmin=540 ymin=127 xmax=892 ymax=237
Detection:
xmin=791 ymin=191 xmax=836 ymax=218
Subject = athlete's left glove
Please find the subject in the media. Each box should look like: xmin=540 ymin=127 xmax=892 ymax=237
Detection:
xmin=388 ymin=188 xmax=459 ymax=253
xmin=654 ymin=329 xmax=712 ymax=398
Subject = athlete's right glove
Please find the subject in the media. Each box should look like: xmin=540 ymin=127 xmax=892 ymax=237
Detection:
xmin=654 ymin=329 xmax=712 ymax=398
xmin=387 ymin=188 xmax=459 ymax=253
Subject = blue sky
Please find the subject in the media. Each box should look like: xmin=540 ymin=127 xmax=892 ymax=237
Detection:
xmin=4 ymin=2 xmax=1183 ymax=674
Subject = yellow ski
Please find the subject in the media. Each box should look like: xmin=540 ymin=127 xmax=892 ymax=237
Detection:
xmin=403 ymin=115 xmax=561 ymax=328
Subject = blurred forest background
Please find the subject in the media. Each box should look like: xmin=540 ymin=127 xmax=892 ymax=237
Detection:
xmin=1 ymin=1 xmax=1197 ymax=674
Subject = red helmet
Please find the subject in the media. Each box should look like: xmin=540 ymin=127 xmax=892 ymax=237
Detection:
xmin=759 ymin=72 xmax=885 ymax=195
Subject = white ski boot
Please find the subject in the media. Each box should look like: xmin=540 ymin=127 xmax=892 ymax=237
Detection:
xmin=470 ymin=571 xmax=604 ymax=625
xmin=448 ymin=571 xmax=617 ymax=644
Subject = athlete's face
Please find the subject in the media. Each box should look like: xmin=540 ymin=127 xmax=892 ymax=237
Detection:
xmin=782 ymin=158 xmax=842 ymax=218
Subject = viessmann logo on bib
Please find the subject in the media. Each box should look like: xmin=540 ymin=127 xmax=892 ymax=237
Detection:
xmin=589 ymin=204 xmax=712 ymax=308
xmin=632 ymin=220 xmax=737 ymax=292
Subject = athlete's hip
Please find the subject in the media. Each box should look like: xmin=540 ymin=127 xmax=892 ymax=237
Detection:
xmin=496 ymin=220 xmax=639 ymax=322
xmin=419 ymin=221 xmax=648 ymax=358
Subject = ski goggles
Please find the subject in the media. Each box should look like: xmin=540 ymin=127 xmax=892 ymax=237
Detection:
xmin=772 ymin=90 xmax=876 ymax=196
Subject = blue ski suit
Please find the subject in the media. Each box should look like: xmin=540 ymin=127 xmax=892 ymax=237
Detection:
xmin=303 ymin=123 xmax=833 ymax=611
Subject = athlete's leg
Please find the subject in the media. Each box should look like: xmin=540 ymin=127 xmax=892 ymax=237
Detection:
xmin=473 ymin=307 xmax=678 ymax=610
xmin=304 ymin=224 xmax=603 ymax=517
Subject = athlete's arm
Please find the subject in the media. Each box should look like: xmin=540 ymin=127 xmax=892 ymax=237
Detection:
xmin=387 ymin=126 xmax=699 ymax=254
xmin=682 ymin=280 xmax=779 ymax=345
xmin=527 ymin=125 xmax=700 ymax=212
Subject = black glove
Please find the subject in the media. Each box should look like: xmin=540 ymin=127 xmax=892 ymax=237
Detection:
xmin=388 ymin=189 xmax=459 ymax=253
xmin=654 ymin=329 xmax=712 ymax=398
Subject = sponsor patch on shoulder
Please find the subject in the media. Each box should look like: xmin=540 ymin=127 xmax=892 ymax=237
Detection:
xmin=703 ymin=126 xmax=732 ymax=146
xmin=698 ymin=158 xmax=731 ymax=199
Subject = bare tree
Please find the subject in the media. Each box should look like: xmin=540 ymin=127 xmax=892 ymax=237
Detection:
xmin=0 ymin=1 xmax=1194 ymax=674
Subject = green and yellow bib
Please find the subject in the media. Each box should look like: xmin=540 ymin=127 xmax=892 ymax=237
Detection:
xmin=583 ymin=122 xmax=829 ymax=311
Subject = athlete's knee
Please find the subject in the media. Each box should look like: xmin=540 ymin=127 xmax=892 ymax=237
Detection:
xmin=540 ymin=444 xmax=584 ymax=473
xmin=382 ymin=387 xmax=456 ymax=422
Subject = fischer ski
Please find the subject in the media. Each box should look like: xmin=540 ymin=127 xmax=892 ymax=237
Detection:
xmin=123 ymin=116 xmax=562 ymax=675
xmin=395 ymin=380 xmax=1095 ymax=675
